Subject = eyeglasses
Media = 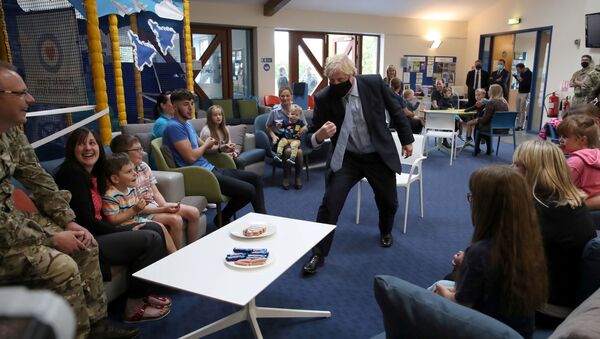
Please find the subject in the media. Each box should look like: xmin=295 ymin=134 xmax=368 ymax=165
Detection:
xmin=126 ymin=147 xmax=144 ymax=153
xmin=466 ymin=192 xmax=472 ymax=202
xmin=0 ymin=88 xmax=30 ymax=97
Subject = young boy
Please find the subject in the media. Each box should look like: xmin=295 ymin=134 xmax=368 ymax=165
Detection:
xmin=464 ymin=88 xmax=489 ymax=142
xmin=273 ymin=104 xmax=306 ymax=165
xmin=102 ymin=153 xmax=177 ymax=253
xmin=438 ymin=87 xmax=455 ymax=110
xmin=110 ymin=135 xmax=202 ymax=249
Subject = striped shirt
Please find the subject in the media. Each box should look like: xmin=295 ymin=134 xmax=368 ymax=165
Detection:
xmin=102 ymin=185 xmax=144 ymax=225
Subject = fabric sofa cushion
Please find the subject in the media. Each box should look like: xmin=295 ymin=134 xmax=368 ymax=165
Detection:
xmin=228 ymin=124 xmax=247 ymax=153
xmin=237 ymin=99 xmax=259 ymax=120
xmin=373 ymin=275 xmax=523 ymax=339
xmin=550 ymin=286 xmax=600 ymax=339
xmin=211 ymin=99 xmax=234 ymax=120
xmin=160 ymin=144 xmax=177 ymax=168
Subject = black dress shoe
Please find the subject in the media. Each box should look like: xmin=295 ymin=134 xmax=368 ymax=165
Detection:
xmin=302 ymin=254 xmax=324 ymax=274
xmin=380 ymin=233 xmax=393 ymax=247
xmin=90 ymin=319 xmax=140 ymax=339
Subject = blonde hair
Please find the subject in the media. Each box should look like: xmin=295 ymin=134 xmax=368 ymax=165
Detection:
xmin=475 ymin=88 xmax=487 ymax=96
xmin=289 ymin=103 xmax=302 ymax=116
xmin=557 ymin=114 xmax=600 ymax=148
xmin=512 ymin=140 xmax=586 ymax=208
xmin=324 ymin=54 xmax=357 ymax=78
xmin=488 ymin=84 xmax=507 ymax=104
xmin=402 ymin=89 xmax=414 ymax=99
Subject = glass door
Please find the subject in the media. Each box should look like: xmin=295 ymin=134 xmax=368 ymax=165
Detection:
xmin=191 ymin=27 xmax=228 ymax=100
xmin=289 ymin=32 xmax=327 ymax=95
xmin=530 ymin=29 xmax=552 ymax=132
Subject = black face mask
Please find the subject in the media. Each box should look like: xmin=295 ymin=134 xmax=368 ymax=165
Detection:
xmin=475 ymin=64 xmax=482 ymax=70
xmin=330 ymin=80 xmax=352 ymax=99
xmin=582 ymin=61 xmax=590 ymax=68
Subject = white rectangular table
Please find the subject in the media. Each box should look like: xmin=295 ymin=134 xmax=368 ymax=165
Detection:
xmin=133 ymin=212 xmax=336 ymax=339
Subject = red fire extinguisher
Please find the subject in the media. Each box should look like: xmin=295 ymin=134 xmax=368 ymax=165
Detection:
xmin=547 ymin=92 xmax=559 ymax=117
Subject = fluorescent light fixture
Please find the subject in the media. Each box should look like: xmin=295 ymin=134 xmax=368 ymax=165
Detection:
xmin=507 ymin=17 xmax=521 ymax=25
xmin=430 ymin=40 xmax=442 ymax=49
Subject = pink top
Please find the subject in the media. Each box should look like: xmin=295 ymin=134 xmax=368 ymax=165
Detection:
xmin=567 ymin=148 xmax=600 ymax=198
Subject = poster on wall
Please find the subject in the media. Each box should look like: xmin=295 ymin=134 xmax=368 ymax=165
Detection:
xmin=402 ymin=55 xmax=457 ymax=95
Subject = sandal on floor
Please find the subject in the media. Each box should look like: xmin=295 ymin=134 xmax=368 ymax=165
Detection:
xmin=123 ymin=303 xmax=171 ymax=323
xmin=143 ymin=295 xmax=172 ymax=307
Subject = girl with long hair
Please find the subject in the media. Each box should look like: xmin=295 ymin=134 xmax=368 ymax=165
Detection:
xmin=152 ymin=91 xmax=174 ymax=138
xmin=434 ymin=166 xmax=548 ymax=338
xmin=472 ymin=84 xmax=509 ymax=155
xmin=512 ymin=140 xmax=595 ymax=315
xmin=199 ymin=105 xmax=240 ymax=164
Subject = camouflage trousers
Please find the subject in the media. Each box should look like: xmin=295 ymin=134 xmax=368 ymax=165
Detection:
xmin=0 ymin=243 xmax=107 ymax=339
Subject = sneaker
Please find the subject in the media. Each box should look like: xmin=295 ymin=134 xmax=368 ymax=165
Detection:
xmin=466 ymin=136 xmax=473 ymax=142
xmin=273 ymin=155 xmax=283 ymax=163
xmin=286 ymin=157 xmax=296 ymax=166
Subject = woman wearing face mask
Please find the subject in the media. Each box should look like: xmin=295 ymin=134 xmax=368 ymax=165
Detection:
xmin=489 ymin=59 xmax=510 ymax=99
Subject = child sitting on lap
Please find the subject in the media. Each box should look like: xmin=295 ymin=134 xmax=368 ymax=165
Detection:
xmin=102 ymin=153 xmax=177 ymax=253
xmin=272 ymin=104 xmax=305 ymax=165
xmin=111 ymin=135 xmax=202 ymax=249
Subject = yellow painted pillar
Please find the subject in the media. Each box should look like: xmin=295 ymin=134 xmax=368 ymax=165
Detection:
xmin=0 ymin=1 xmax=12 ymax=63
xmin=182 ymin=0 xmax=196 ymax=119
xmin=183 ymin=0 xmax=193 ymax=93
xmin=84 ymin=0 xmax=112 ymax=145
xmin=130 ymin=14 xmax=145 ymax=123
xmin=108 ymin=14 xmax=127 ymax=126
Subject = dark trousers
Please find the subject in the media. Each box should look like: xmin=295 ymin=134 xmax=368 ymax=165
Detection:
xmin=314 ymin=152 xmax=398 ymax=256
xmin=96 ymin=222 xmax=167 ymax=298
xmin=213 ymin=167 xmax=266 ymax=221
xmin=473 ymin=128 xmax=492 ymax=155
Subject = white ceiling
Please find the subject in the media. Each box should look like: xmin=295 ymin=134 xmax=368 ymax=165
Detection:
xmin=191 ymin=0 xmax=500 ymax=21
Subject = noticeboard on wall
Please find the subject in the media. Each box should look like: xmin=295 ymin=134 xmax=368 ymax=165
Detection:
xmin=401 ymin=55 xmax=457 ymax=96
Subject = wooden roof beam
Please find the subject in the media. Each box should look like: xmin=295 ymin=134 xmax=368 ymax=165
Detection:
xmin=264 ymin=0 xmax=291 ymax=16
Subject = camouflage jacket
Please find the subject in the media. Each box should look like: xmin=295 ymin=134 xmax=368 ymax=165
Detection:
xmin=582 ymin=65 xmax=600 ymax=102
xmin=571 ymin=66 xmax=594 ymax=98
xmin=0 ymin=127 xmax=75 ymax=249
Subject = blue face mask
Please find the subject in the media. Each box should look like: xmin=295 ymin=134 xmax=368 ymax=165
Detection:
xmin=497 ymin=64 xmax=504 ymax=71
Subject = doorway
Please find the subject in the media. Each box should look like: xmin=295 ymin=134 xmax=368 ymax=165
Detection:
xmin=479 ymin=27 xmax=552 ymax=133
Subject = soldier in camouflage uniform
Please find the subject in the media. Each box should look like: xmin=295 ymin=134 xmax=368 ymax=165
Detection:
xmin=0 ymin=62 xmax=138 ymax=339
xmin=582 ymin=63 xmax=600 ymax=103
xmin=570 ymin=55 xmax=594 ymax=107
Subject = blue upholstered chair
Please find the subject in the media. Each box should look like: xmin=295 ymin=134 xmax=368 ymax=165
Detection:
xmin=478 ymin=111 xmax=518 ymax=156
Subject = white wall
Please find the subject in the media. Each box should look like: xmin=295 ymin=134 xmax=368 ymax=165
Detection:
xmin=466 ymin=0 xmax=600 ymax=103
xmin=188 ymin=2 xmax=468 ymax=100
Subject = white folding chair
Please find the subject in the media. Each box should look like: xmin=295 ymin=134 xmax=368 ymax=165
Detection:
xmin=355 ymin=133 xmax=427 ymax=234
xmin=424 ymin=112 xmax=458 ymax=165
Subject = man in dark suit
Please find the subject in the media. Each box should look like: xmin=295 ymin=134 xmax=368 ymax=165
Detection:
xmin=489 ymin=58 xmax=510 ymax=99
xmin=465 ymin=59 xmax=489 ymax=106
xmin=302 ymin=54 xmax=414 ymax=275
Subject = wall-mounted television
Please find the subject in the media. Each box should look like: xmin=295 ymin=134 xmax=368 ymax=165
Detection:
xmin=586 ymin=12 xmax=600 ymax=48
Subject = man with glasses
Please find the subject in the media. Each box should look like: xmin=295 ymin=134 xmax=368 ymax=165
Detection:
xmin=301 ymin=54 xmax=414 ymax=275
xmin=0 ymin=62 xmax=139 ymax=338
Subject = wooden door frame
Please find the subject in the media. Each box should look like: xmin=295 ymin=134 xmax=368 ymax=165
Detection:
xmin=190 ymin=25 xmax=232 ymax=100
xmin=289 ymin=31 xmax=328 ymax=94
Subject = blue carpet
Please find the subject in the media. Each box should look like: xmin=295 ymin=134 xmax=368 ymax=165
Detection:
xmin=110 ymin=139 xmax=553 ymax=338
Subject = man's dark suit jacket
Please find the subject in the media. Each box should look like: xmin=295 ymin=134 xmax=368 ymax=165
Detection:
xmin=489 ymin=69 xmax=510 ymax=98
xmin=466 ymin=69 xmax=490 ymax=104
xmin=309 ymin=74 xmax=414 ymax=175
